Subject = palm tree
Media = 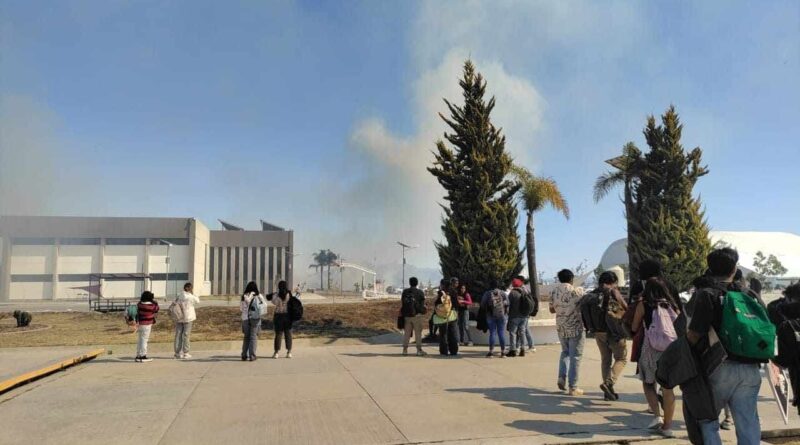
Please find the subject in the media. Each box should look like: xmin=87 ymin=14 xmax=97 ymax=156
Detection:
xmin=311 ymin=250 xmax=327 ymax=289
xmin=325 ymin=250 xmax=339 ymax=290
xmin=511 ymin=166 xmax=569 ymax=303
xmin=593 ymin=142 xmax=644 ymax=283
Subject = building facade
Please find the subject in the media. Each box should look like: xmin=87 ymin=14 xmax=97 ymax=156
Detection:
xmin=0 ymin=216 xmax=293 ymax=300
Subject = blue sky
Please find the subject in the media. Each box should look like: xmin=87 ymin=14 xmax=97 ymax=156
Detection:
xmin=1 ymin=1 xmax=798 ymax=285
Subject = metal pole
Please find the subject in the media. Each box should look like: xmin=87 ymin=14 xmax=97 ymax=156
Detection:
xmin=166 ymin=243 xmax=171 ymax=299
xmin=401 ymin=245 xmax=405 ymax=290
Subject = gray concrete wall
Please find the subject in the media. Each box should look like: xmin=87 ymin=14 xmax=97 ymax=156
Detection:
xmin=0 ymin=215 xmax=192 ymax=238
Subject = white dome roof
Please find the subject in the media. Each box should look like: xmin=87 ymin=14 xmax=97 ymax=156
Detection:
xmin=600 ymin=231 xmax=800 ymax=278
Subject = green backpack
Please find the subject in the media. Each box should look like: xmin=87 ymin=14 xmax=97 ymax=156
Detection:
xmin=719 ymin=290 xmax=776 ymax=360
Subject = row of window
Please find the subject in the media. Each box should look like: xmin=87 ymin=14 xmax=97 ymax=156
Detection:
xmin=10 ymin=238 xmax=190 ymax=246
xmin=10 ymin=273 xmax=189 ymax=283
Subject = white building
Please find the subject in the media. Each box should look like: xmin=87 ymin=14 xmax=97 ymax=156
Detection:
xmin=0 ymin=216 xmax=293 ymax=301
xmin=599 ymin=231 xmax=800 ymax=286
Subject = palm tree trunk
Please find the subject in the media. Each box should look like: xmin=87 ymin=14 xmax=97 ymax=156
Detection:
xmin=327 ymin=265 xmax=331 ymax=290
xmin=624 ymin=180 xmax=639 ymax=286
xmin=526 ymin=210 xmax=540 ymax=303
xmin=319 ymin=267 xmax=324 ymax=290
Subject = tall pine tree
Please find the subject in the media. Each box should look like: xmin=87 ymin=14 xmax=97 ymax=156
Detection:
xmin=629 ymin=106 xmax=711 ymax=291
xmin=428 ymin=61 xmax=523 ymax=295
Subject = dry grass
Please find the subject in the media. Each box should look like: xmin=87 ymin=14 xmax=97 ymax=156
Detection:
xmin=0 ymin=300 xmax=403 ymax=348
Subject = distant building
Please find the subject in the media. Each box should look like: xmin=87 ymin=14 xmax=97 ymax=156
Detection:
xmin=599 ymin=231 xmax=800 ymax=286
xmin=0 ymin=216 xmax=293 ymax=301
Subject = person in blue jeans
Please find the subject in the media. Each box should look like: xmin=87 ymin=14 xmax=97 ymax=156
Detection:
xmin=506 ymin=278 xmax=529 ymax=357
xmin=481 ymin=285 xmax=509 ymax=358
xmin=688 ymin=248 xmax=767 ymax=445
xmin=549 ymin=269 xmax=586 ymax=396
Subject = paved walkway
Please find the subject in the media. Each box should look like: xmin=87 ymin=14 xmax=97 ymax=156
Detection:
xmin=0 ymin=340 xmax=796 ymax=444
xmin=0 ymin=346 xmax=99 ymax=383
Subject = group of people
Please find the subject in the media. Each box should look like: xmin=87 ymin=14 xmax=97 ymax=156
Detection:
xmin=550 ymin=248 xmax=800 ymax=444
xmin=399 ymin=275 xmax=539 ymax=357
xmin=130 ymin=280 xmax=299 ymax=363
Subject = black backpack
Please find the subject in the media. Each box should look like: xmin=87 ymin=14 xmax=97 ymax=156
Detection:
xmin=401 ymin=290 xmax=417 ymax=317
xmin=515 ymin=289 xmax=533 ymax=316
xmin=776 ymin=318 xmax=800 ymax=368
xmin=288 ymin=295 xmax=303 ymax=322
xmin=579 ymin=292 xmax=606 ymax=333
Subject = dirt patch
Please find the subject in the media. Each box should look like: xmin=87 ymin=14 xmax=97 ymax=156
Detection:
xmin=0 ymin=322 xmax=51 ymax=334
xmin=0 ymin=300 xmax=403 ymax=348
xmin=764 ymin=438 xmax=800 ymax=445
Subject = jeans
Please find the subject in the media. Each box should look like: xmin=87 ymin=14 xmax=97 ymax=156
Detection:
xmin=273 ymin=313 xmax=293 ymax=352
xmin=524 ymin=317 xmax=534 ymax=349
xmin=558 ymin=333 xmax=585 ymax=389
xmin=457 ymin=309 xmax=472 ymax=343
xmin=699 ymin=360 xmax=762 ymax=445
xmin=174 ymin=321 xmax=192 ymax=356
xmin=594 ymin=332 xmax=627 ymax=385
xmin=487 ymin=316 xmax=507 ymax=352
xmin=403 ymin=314 xmax=426 ymax=352
xmin=136 ymin=324 xmax=152 ymax=357
xmin=438 ymin=320 xmax=459 ymax=355
xmin=507 ymin=317 xmax=527 ymax=352
xmin=241 ymin=319 xmax=260 ymax=359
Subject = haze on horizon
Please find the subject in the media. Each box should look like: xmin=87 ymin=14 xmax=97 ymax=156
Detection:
xmin=1 ymin=1 xmax=798 ymax=287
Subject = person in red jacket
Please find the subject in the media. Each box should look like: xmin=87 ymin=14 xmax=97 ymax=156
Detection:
xmin=135 ymin=291 xmax=159 ymax=363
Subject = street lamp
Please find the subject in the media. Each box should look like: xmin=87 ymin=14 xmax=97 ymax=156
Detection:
xmin=397 ymin=241 xmax=418 ymax=290
xmin=156 ymin=240 xmax=173 ymax=298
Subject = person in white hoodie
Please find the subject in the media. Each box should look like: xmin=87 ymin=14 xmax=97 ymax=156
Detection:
xmin=174 ymin=282 xmax=200 ymax=359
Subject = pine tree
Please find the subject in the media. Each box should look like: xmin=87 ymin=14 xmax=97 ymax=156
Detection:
xmin=428 ymin=61 xmax=523 ymax=295
xmin=629 ymin=106 xmax=711 ymax=291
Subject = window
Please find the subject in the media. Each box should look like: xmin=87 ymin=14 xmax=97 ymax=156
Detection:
xmin=225 ymin=247 xmax=232 ymax=295
xmin=12 ymin=237 xmax=54 ymax=245
xmin=11 ymin=274 xmax=52 ymax=282
xmin=251 ymin=247 xmax=257 ymax=284
xmin=150 ymin=273 xmax=189 ymax=281
xmin=268 ymin=247 xmax=274 ymax=292
xmin=59 ymin=274 xmax=93 ymax=282
xmin=148 ymin=238 xmax=189 ymax=246
xmin=106 ymin=238 xmax=146 ymax=245
xmin=234 ymin=247 xmax=240 ymax=285
xmin=60 ymin=238 xmax=101 ymax=245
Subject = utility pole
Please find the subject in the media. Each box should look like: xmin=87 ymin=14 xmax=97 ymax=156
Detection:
xmin=157 ymin=240 xmax=173 ymax=298
xmin=396 ymin=241 xmax=418 ymax=290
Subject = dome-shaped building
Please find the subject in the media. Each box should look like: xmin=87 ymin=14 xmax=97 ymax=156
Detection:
xmin=599 ymin=231 xmax=800 ymax=287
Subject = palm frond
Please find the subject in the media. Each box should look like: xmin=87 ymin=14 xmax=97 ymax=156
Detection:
xmin=593 ymin=171 xmax=625 ymax=203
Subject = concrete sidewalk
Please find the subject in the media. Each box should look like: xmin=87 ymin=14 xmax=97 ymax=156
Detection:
xmin=0 ymin=346 xmax=103 ymax=384
xmin=0 ymin=341 xmax=796 ymax=444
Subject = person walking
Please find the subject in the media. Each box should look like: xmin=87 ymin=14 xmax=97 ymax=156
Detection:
xmin=400 ymin=277 xmax=428 ymax=356
xmin=632 ymin=277 xmax=680 ymax=438
xmin=135 ymin=291 xmax=159 ymax=363
xmin=481 ymin=283 xmax=509 ymax=358
xmin=432 ymin=288 xmax=459 ymax=356
xmin=267 ymin=280 xmax=294 ymax=358
xmin=688 ymin=248 xmax=772 ymax=445
xmin=522 ymin=277 xmax=538 ymax=353
xmin=549 ymin=269 xmax=585 ymax=396
xmin=456 ymin=284 xmax=473 ymax=346
xmin=240 ymin=281 xmax=266 ymax=361
xmin=173 ymin=282 xmax=200 ymax=360
xmin=593 ymin=272 xmax=628 ymax=401
xmin=506 ymin=277 xmax=531 ymax=357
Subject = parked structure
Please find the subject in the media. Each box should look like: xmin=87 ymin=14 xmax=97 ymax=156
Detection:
xmin=0 ymin=216 xmax=293 ymax=300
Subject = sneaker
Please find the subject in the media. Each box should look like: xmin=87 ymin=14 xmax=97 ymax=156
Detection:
xmin=529 ymin=347 xmax=537 ymax=353
xmin=272 ymin=352 xmax=279 ymax=359
xmin=658 ymin=428 xmax=675 ymax=438
xmin=402 ymin=349 xmax=408 ymax=356
xmin=174 ymin=354 xmax=183 ymax=360
xmin=720 ymin=418 xmax=733 ymax=430
xmin=507 ymin=350 xmax=517 ymax=358
xmin=500 ymin=352 xmax=506 ymax=358
xmin=648 ymin=416 xmax=664 ymax=430
xmin=557 ymin=380 xmax=566 ymax=391
xmin=140 ymin=356 xmax=153 ymax=363
xmin=416 ymin=350 xmax=427 ymax=356
xmin=249 ymin=356 xmax=257 ymax=361
xmin=135 ymin=356 xmax=142 ymax=363
xmin=608 ymin=383 xmax=619 ymax=400
xmin=600 ymin=383 xmax=616 ymax=401
xmin=467 ymin=342 xmax=473 ymax=346
xmin=486 ymin=352 xmax=494 ymax=358
xmin=182 ymin=353 xmax=192 ymax=359
xmin=519 ymin=348 xmax=526 ymax=357
xmin=241 ymin=355 xmax=248 ymax=361
xmin=568 ymin=388 xmax=584 ymax=396
xmin=286 ymin=352 xmax=292 ymax=359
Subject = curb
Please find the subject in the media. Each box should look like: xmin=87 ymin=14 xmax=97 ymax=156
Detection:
xmin=0 ymin=348 xmax=105 ymax=395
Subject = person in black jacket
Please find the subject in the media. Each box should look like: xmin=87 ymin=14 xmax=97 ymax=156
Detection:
xmin=773 ymin=283 xmax=800 ymax=417
xmin=400 ymin=277 xmax=428 ymax=356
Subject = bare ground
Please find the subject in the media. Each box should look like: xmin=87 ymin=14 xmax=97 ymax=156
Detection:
xmin=0 ymin=300 xmax=402 ymax=348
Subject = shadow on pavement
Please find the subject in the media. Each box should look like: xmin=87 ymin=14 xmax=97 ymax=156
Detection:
xmin=449 ymin=386 xmax=673 ymax=439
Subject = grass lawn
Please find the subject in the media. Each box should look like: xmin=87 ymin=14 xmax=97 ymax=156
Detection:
xmin=0 ymin=300 xmax=403 ymax=348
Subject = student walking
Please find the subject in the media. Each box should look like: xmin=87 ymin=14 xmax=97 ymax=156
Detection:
xmin=549 ymin=269 xmax=585 ymax=396
xmin=267 ymin=280 xmax=294 ymax=358
xmin=481 ymin=284 xmax=509 ymax=358
xmin=400 ymin=277 xmax=428 ymax=356
xmin=633 ymin=277 xmax=680 ymax=438
xmin=240 ymin=282 xmax=266 ymax=361
xmin=507 ymin=277 xmax=532 ymax=357
xmin=522 ymin=278 xmax=538 ymax=353
xmin=593 ymin=271 xmax=628 ymax=401
xmin=688 ymin=248 xmax=773 ymax=445
xmin=173 ymin=282 xmax=200 ymax=360
xmin=456 ymin=284 xmax=473 ymax=346
xmin=135 ymin=291 xmax=159 ymax=363
xmin=433 ymin=288 xmax=459 ymax=356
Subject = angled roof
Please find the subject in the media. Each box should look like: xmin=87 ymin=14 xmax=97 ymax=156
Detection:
xmin=260 ymin=220 xmax=285 ymax=231
xmin=218 ymin=219 xmax=244 ymax=231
